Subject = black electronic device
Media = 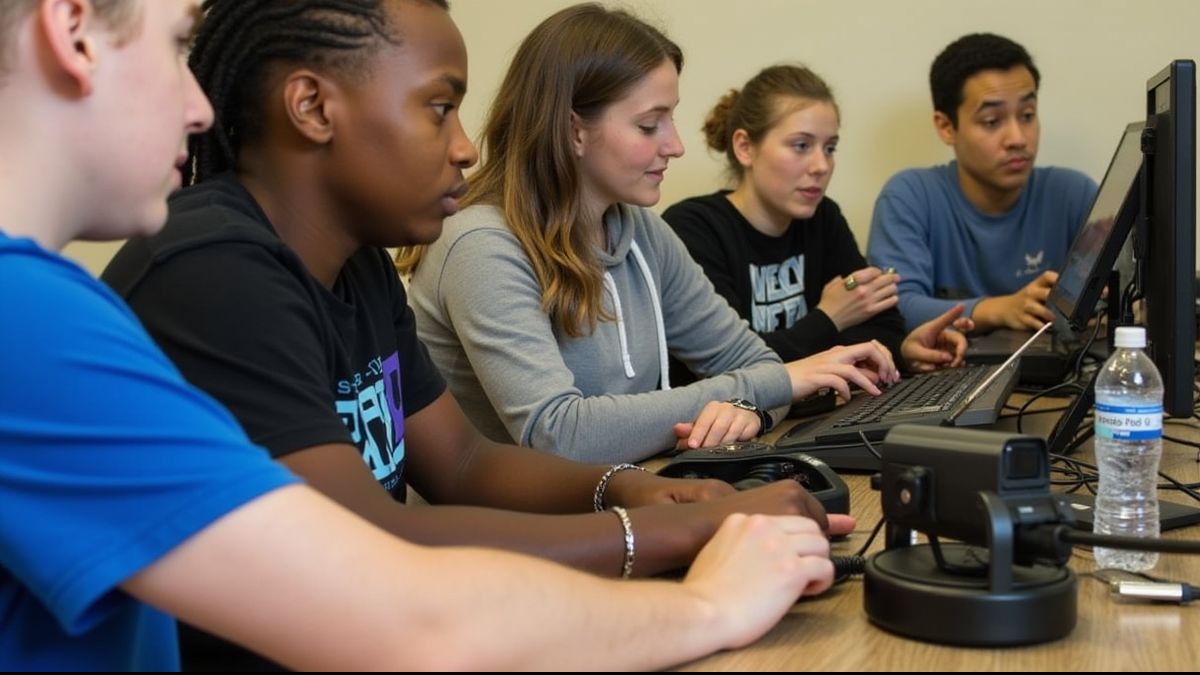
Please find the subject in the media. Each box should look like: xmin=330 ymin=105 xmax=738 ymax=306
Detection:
xmin=1056 ymin=492 xmax=1200 ymax=532
xmin=1141 ymin=60 xmax=1196 ymax=417
xmin=656 ymin=441 xmax=850 ymax=515
xmin=1048 ymin=122 xmax=1145 ymax=332
xmin=864 ymin=425 xmax=1077 ymax=647
xmin=776 ymin=323 xmax=1048 ymax=471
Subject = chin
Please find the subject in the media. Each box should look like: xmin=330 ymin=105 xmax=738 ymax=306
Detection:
xmin=403 ymin=218 xmax=445 ymax=246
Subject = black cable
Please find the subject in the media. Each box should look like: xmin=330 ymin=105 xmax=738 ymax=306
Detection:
xmin=857 ymin=430 xmax=882 ymax=460
xmin=852 ymin=517 xmax=886 ymax=558
xmin=1057 ymin=527 xmax=1200 ymax=554
xmin=831 ymin=555 xmax=866 ymax=583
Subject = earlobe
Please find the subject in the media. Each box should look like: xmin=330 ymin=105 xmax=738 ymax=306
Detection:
xmin=283 ymin=72 xmax=334 ymax=145
xmin=39 ymin=0 xmax=98 ymax=96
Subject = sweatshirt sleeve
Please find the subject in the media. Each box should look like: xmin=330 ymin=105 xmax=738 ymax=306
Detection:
xmin=431 ymin=217 xmax=789 ymax=464
xmin=868 ymin=174 xmax=982 ymax=330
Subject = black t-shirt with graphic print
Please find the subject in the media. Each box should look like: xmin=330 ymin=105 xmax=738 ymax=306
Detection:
xmin=663 ymin=190 xmax=905 ymax=363
xmin=103 ymin=173 xmax=446 ymax=503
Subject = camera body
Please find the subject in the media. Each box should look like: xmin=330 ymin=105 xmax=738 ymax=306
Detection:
xmin=879 ymin=425 xmax=1062 ymax=547
xmin=658 ymin=441 xmax=850 ymax=515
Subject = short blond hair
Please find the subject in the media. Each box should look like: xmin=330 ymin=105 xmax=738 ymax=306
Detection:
xmin=0 ymin=0 xmax=141 ymax=74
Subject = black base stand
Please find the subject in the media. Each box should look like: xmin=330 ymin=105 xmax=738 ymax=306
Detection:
xmin=865 ymin=493 xmax=1077 ymax=646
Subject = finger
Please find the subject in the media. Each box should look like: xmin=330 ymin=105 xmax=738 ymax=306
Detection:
xmin=952 ymin=317 xmax=974 ymax=333
xmin=832 ymin=364 xmax=880 ymax=396
xmin=673 ymin=421 xmax=693 ymax=440
xmin=826 ymin=513 xmax=857 ymax=536
xmin=806 ymin=373 xmax=852 ymax=402
xmin=908 ymin=360 xmax=937 ymax=373
xmin=769 ymin=514 xmax=825 ymax=536
xmin=699 ymin=412 xmax=736 ymax=448
xmin=904 ymin=343 xmax=952 ymax=366
xmin=947 ymin=330 xmax=969 ymax=366
xmin=686 ymin=407 xmax=719 ymax=449
xmin=853 ymin=266 xmax=882 ymax=283
xmin=797 ymin=557 xmax=836 ymax=597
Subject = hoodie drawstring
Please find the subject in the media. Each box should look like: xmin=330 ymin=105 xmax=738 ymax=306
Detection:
xmin=602 ymin=241 xmax=671 ymax=390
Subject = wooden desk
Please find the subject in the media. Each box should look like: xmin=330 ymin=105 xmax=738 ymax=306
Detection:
xmin=676 ymin=398 xmax=1200 ymax=671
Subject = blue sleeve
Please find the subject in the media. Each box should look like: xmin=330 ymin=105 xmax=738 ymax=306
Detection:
xmin=0 ymin=251 xmax=296 ymax=635
xmin=867 ymin=173 xmax=975 ymax=330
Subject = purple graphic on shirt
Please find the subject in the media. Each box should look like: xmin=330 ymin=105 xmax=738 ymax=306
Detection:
xmin=382 ymin=352 xmax=404 ymax=445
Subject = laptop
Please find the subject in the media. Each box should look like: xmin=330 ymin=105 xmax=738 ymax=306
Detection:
xmin=1057 ymin=492 xmax=1200 ymax=532
xmin=776 ymin=323 xmax=1052 ymax=471
xmin=966 ymin=326 xmax=1110 ymax=387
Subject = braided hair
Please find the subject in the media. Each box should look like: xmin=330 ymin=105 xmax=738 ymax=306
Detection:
xmin=187 ymin=0 xmax=444 ymax=184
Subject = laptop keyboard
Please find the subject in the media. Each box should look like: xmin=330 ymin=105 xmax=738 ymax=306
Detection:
xmin=831 ymin=365 xmax=995 ymax=428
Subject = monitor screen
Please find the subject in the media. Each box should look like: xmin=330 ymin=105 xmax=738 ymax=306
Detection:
xmin=1142 ymin=59 xmax=1195 ymax=417
xmin=1048 ymin=122 xmax=1144 ymax=329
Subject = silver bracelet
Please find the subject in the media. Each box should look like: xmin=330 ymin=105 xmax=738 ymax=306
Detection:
xmin=610 ymin=505 xmax=636 ymax=579
xmin=592 ymin=463 xmax=648 ymax=512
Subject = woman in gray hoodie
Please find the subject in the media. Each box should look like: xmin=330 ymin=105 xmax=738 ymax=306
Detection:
xmin=401 ymin=3 xmax=899 ymax=465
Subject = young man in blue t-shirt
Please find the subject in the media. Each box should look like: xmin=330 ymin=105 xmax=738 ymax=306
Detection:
xmin=867 ymin=33 xmax=1099 ymax=332
xmin=0 ymin=1 xmax=839 ymax=670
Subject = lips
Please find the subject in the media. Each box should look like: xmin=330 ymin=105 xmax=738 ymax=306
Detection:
xmin=1003 ymin=156 xmax=1031 ymax=171
xmin=442 ymin=182 xmax=468 ymax=215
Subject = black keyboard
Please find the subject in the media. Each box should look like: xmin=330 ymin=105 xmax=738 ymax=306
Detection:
xmin=829 ymin=365 xmax=993 ymax=429
xmin=776 ymin=364 xmax=1019 ymax=471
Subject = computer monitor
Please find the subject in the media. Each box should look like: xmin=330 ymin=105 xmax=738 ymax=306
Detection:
xmin=1142 ymin=60 xmax=1195 ymax=418
xmin=1047 ymin=122 xmax=1144 ymax=329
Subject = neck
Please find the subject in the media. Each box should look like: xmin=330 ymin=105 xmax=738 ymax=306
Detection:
xmin=237 ymin=147 xmax=361 ymax=289
xmin=0 ymin=107 xmax=81 ymax=251
xmin=956 ymin=164 xmax=1023 ymax=215
xmin=727 ymin=183 xmax=791 ymax=237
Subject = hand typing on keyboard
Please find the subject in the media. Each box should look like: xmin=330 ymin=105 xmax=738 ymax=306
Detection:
xmin=783 ymin=340 xmax=901 ymax=402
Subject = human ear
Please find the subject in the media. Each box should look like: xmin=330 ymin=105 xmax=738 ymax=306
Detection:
xmin=731 ymin=128 xmax=755 ymax=168
xmin=38 ymin=0 xmax=98 ymax=96
xmin=282 ymin=70 xmax=335 ymax=145
xmin=569 ymin=110 xmax=587 ymax=158
xmin=932 ymin=111 xmax=957 ymax=146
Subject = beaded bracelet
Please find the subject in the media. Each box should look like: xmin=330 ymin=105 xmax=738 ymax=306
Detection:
xmin=592 ymin=463 xmax=648 ymax=512
xmin=610 ymin=505 xmax=636 ymax=579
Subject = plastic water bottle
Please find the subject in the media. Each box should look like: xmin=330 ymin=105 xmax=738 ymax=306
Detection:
xmin=1093 ymin=326 xmax=1163 ymax=571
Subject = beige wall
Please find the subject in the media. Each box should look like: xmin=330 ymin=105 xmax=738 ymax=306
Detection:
xmin=65 ymin=0 xmax=1200 ymax=274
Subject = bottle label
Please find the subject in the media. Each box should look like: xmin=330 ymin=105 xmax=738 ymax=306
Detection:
xmin=1094 ymin=402 xmax=1163 ymax=440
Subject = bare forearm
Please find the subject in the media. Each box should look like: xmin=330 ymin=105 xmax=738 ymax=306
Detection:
xmin=126 ymin=486 xmax=732 ymax=671
xmin=405 ymin=546 xmax=723 ymax=671
xmin=383 ymin=502 xmax=704 ymax=577
xmin=447 ymin=437 xmax=608 ymax=513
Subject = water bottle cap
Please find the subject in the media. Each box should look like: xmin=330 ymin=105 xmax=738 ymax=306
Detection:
xmin=1113 ymin=326 xmax=1146 ymax=348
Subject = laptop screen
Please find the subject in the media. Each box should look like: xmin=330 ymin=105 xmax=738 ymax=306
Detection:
xmin=1049 ymin=122 xmax=1145 ymax=329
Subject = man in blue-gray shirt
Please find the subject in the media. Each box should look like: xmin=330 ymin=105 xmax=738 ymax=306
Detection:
xmin=867 ymin=33 xmax=1097 ymax=332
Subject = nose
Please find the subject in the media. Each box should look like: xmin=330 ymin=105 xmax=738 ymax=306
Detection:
xmin=660 ymin=119 xmax=685 ymax=159
xmin=810 ymin=150 xmax=832 ymax=176
xmin=185 ymin=67 xmax=214 ymax=134
xmin=451 ymin=116 xmax=478 ymax=169
xmin=1003 ymin=116 xmax=1027 ymax=149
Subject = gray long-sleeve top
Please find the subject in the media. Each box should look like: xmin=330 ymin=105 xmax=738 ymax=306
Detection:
xmin=408 ymin=203 xmax=792 ymax=463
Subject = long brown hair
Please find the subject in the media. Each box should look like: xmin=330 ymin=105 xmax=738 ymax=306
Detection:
xmin=396 ymin=3 xmax=681 ymax=337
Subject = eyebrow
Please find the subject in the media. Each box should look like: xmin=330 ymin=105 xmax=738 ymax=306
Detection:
xmin=439 ymin=74 xmax=466 ymax=97
xmin=975 ymin=91 xmax=1038 ymax=114
xmin=786 ymin=131 xmax=840 ymax=142
xmin=638 ymin=104 xmax=677 ymax=116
